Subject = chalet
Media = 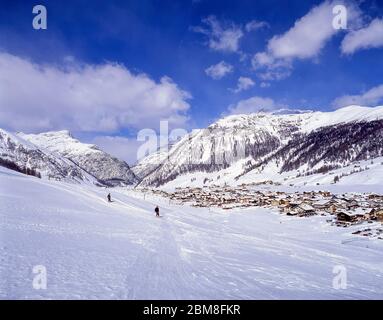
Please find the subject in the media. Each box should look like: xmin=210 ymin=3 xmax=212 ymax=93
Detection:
xmin=351 ymin=207 xmax=370 ymax=217
xmin=332 ymin=198 xmax=348 ymax=209
xmin=296 ymin=203 xmax=315 ymax=216
xmin=336 ymin=210 xmax=365 ymax=223
xmin=370 ymin=208 xmax=383 ymax=221
xmin=336 ymin=211 xmax=354 ymax=222
xmin=284 ymin=202 xmax=300 ymax=215
xmin=312 ymin=199 xmax=332 ymax=210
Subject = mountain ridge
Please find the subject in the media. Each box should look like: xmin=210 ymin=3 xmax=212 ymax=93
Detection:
xmin=135 ymin=105 xmax=383 ymax=187
xmin=0 ymin=128 xmax=137 ymax=186
xmin=1 ymin=105 xmax=383 ymax=188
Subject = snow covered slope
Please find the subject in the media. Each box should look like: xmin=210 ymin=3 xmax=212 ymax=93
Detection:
xmin=136 ymin=106 xmax=383 ymax=187
xmin=162 ymin=157 xmax=383 ymax=194
xmin=18 ymin=130 xmax=137 ymax=186
xmin=131 ymin=147 xmax=170 ymax=180
xmin=0 ymin=128 xmax=98 ymax=184
xmin=1 ymin=166 xmax=382 ymax=299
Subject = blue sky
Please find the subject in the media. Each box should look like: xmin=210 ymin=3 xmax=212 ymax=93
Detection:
xmin=1 ymin=0 xmax=383 ymax=163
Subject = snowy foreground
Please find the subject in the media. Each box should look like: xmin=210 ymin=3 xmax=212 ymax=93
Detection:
xmin=1 ymin=168 xmax=382 ymax=299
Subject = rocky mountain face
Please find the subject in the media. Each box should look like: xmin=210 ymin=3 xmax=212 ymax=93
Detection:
xmin=237 ymin=119 xmax=383 ymax=180
xmin=0 ymin=129 xmax=98 ymax=184
xmin=135 ymin=106 xmax=383 ymax=187
xmin=2 ymin=105 xmax=383 ymax=188
xmin=131 ymin=147 xmax=170 ymax=180
xmin=18 ymin=130 xmax=138 ymax=186
xmin=0 ymin=129 xmax=137 ymax=186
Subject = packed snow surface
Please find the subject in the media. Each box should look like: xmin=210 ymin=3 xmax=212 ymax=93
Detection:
xmin=1 ymin=167 xmax=382 ymax=299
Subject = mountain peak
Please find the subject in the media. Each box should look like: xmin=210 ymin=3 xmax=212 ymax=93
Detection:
xmin=17 ymin=130 xmax=138 ymax=186
xmin=37 ymin=129 xmax=73 ymax=139
xmin=271 ymin=108 xmax=314 ymax=115
xmin=54 ymin=129 xmax=72 ymax=137
xmin=136 ymin=105 xmax=383 ymax=187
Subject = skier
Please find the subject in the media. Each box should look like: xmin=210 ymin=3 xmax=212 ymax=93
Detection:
xmin=107 ymin=193 xmax=111 ymax=202
xmin=155 ymin=206 xmax=160 ymax=217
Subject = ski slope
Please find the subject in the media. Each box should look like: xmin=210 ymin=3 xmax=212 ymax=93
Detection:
xmin=0 ymin=167 xmax=382 ymax=299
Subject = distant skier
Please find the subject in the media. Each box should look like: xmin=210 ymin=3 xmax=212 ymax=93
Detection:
xmin=155 ymin=206 xmax=160 ymax=217
xmin=107 ymin=193 xmax=111 ymax=202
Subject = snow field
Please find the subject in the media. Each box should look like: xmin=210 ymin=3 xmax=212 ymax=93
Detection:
xmin=1 ymin=167 xmax=382 ymax=299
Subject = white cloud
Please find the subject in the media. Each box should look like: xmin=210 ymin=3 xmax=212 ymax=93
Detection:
xmin=92 ymin=136 xmax=142 ymax=165
xmin=0 ymin=52 xmax=191 ymax=133
xmin=332 ymin=84 xmax=383 ymax=108
xmin=232 ymin=76 xmax=255 ymax=93
xmin=245 ymin=20 xmax=269 ymax=32
xmin=227 ymin=96 xmax=284 ymax=115
xmin=268 ymin=1 xmax=338 ymax=60
xmin=252 ymin=1 xmax=361 ymax=80
xmin=341 ymin=18 xmax=383 ymax=54
xmin=205 ymin=61 xmax=233 ymax=79
xmin=192 ymin=15 xmax=243 ymax=52
xmin=252 ymin=52 xmax=275 ymax=67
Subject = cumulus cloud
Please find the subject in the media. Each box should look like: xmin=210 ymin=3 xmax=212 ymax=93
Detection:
xmin=191 ymin=15 xmax=243 ymax=53
xmin=205 ymin=61 xmax=233 ymax=79
xmin=341 ymin=18 xmax=383 ymax=54
xmin=252 ymin=1 xmax=361 ymax=80
xmin=332 ymin=84 xmax=383 ymax=108
xmin=268 ymin=2 xmax=338 ymax=60
xmin=92 ymin=135 xmax=142 ymax=165
xmin=227 ymin=96 xmax=285 ymax=115
xmin=0 ymin=52 xmax=191 ymax=133
xmin=231 ymin=76 xmax=255 ymax=93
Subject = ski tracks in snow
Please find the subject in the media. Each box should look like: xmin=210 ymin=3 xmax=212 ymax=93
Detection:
xmin=119 ymin=207 xmax=193 ymax=299
xmin=1 ymin=170 xmax=383 ymax=299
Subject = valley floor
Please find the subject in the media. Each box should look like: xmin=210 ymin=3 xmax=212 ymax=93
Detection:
xmin=0 ymin=168 xmax=382 ymax=299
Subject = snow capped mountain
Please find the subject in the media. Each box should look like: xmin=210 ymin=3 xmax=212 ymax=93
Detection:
xmin=2 ymin=105 xmax=383 ymax=189
xmin=235 ymin=120 xmax=383 ymax=184
xmin=131 ymin=147 xmax=170 ymax=180
xmin=18 ymin=130 xmax=137 ymax=186
xmin=136 ymin=105 xmax=383 ymax=187
xmin=0 ymin=128 xmax=98 ymax=183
